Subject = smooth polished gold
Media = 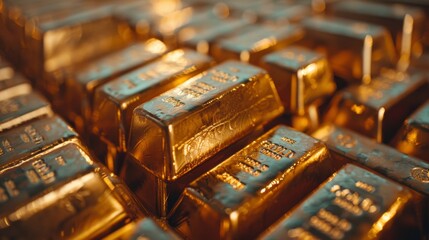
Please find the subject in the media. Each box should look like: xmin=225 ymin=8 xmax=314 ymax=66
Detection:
xmin=65 ymin=38 xmax=167 ymax=126
xmin=0 ymin=142 xmax=143 ymax=239
xmin=260 ymin=164 xmax=415 ymax=240
xmin=312 ymin=124 xmax=429 ymax=196
xmin=128 ymin=60 xmax=284 ymax=180
xmin=0 ymin=91 xmax=53 ymax=132
xmin=0 ymin=115 xmax=77 ymax=167
xmin=301 ymin=16 xmax=396 ymax=82
xmin=106 ymin=218 xmax=180 ymax=240
xmin=392 ymin=100 xmax=429 ymax=162
xmin=92 ymin=48 xmax=213 ymax=151
xmin=169 ymin=125 xmax=333 ymax=240
xmin=324 ymin=70 xmax=428 ymax=143
xmin=212 ymin=24 xmax=304 ymax=65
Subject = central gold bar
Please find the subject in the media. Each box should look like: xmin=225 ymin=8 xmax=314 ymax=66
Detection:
xmin=169 ymin=125 xmax=333 ymax=240
xmin=92 ymin=49 xmax=213 ymax=151
xmin=128 ymin=60 xmax=284 ymax=180
xmin=260 ymin=164 xmax=417 ymax=240
xmin=0 ymin=142 xmax=143 ymax=239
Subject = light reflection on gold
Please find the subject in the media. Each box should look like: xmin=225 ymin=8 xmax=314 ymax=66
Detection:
xmin=351 ymin=104 xmax=365 ymax=115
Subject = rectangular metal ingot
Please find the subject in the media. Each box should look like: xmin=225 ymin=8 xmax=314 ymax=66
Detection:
xmin=0 ymin=70 xmax=32 ymax=101
xmin=260 ymin=164 xmax=417 ymax=240
xmin=261 ymin=46 xmax=336 ymax=115
xmin=212 ymin=24 xmax=304 ymax=65
xmin=128 ymin=61 xmax=284 ymax=180
xmin=302 ymin=17 xmax=397 ymax=82
xmin=0 ymin=144 xmax=143 ymax=239
xmin=324 ymin=70 xmax=429 ymax=143
xmin=106 ymin=218 xmax=181 ymax=240
xmin=0 ymin=115 xmax=77 ymax=167
xmin=0 ymin=91 xmax=53 ymax=132
xmin=169 ymin=125 xmax=333 ymax=240
xmin=392 ymin=100 xmax=429 ymax=162
xmin=92 ymin=49 xmax=213 ymax=151
xmin=312 ymin=124 xmax=429 ymax=196
xmin=66 ymin=38 xmax=167 ymax=126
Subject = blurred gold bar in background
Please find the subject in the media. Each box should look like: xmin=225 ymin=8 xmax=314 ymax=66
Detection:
xmin=0 ymin=91 xmax=52 ymax=132
xmin=106 ymin=218 xmax=181 ymax=240
xmin=0 ymin=115 xmax=77 ymax=167
xmin=213 ymin=24 xmax=304 ymax=65
xmin=0 ymin=142 xmax=143 ymax=239
xmin=260 ymin=164 xmax=420 ymax=240
xmin=128 ymin=60 xmax=283 ymax=180
xmin=0 ymin=69 xmax=31 ymax=101
xmin=301 ymin=17 xmax=397 ymax=83
xmin=65 ymin=38 xmax=167 ymax=130
xmin=324 ymin=70 xmax=428 ymax=143
xmin=92 ymin=48 xmax=213 ymax=152
xmin=392 ymin=100 xmax=429 ymax=162
xmin=170 ymin=125 xmax=333 ymax=240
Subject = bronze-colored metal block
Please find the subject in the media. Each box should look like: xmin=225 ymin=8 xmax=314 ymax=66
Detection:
xmin=106 ymin=218 xmax=181 ymax=240
xmin=301 ymin=17 xmax=396 ymax=82
xmin=324 ymin=70 xmax=428 ymax=143
xmin=212 ymin=24 xmax=304 ymax=65
xmin=261 ymin=46 xmax=336 ymax=115
xmin=65 ymin=38 xmax=167 ymax=128
xmin=260 ymin=164 xmax=419 ymax=240
xmin=312 ymin=124 xmax=429 ymax=196
xmin=169 ymin=125 xmax=333 ymax=240
xmin=331 ymin=1 xmax=425 ymax=57
xmin=0 ymin=115 xmax=77 ymax=167
xmin=0 ymin=71 xmax=32 ymax=101
xmin=128 ymin=60 xmax=284 ymax=180
xmin=0 ymin=91 xmax=52 ymax=132
xmin=92 ymin=49 xmax=213 ymax=152
xmin=392 ymin=100 xmax=429 ymax=162
xmin=0 ymin=142 xmax=143 ymax=239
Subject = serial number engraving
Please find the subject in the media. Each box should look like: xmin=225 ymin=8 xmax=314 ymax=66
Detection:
xmin=216 ymin=172 xmax=245 ymax=190
xmin=182 ymin=82 xmax=216 ymax=98
xmin=32 ymin=159 xmax=55 ymax=184
xmin=210 ymin=69 xmax=238 ymax=83
xmin=330 ymin=184 xmax=377 ymax=215
xmin=309 ymin=208 xmax=351 ymax=240
xmin=24 ymin=125 xmax=44 ymax=145
xmin=162 ymin=96 xmax=185 ymax=107
xmin=4 ymin=180 xmax=19 ymax=197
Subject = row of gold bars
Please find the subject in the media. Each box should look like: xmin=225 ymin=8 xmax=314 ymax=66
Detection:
xmin=0 ymin=0 xmax=429 ymax=239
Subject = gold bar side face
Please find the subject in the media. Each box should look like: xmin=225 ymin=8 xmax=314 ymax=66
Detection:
xmin=262 ymin=46 xmax=336 ymax=114
xmin=92 ymin=49 xmax=213 ymax=150
xmin=0 ymin=115 xmax=77 ymax=167
xmin=0 ymin=72 xmax=32 ymax=101
xmin=260 ymin=164 xmax=413 ymax=240
xmin=170 ymin=125 xmax=333 ymax=239
xmin=0 ymin=91 xmax=52 ymax=132
xmin=213 ymin=24 xmax=304 ymax=65
xmin=392 ymin=100 xmax=429 ymax=162
xmin=66 ymin=38 xmax=167 ymax=123
xmin=105 ymin=218 xmax=181 ymax=240
xmin=0 ymin=170 xmax=142 ymax=239
xmin=302 ymin=17 xmax=396 ymax=82
xmin=129 ymin=60 xmax=284 ymax=180
xmin=325 ymin=71 xmax=428 ymax=142
xmin=312 ymin=124 xmax=429 ymax=196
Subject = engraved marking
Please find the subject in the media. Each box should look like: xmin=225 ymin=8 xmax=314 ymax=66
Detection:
xmin=0 ymin=187 xmax=7 ymax=202
xmin=123 ymin=79 xmax=137 ymax=89
xmin=236 ymin=162 xmax=260 ymax=176
xmin=182 ymin=81 xmax=216 ymax=98
xmin=355 ymin=181 xmax=375 ymax=193
xmin=260 ymin=140 xmax=295 ymax=160
xmin=335 ymin=134 xmax=356 ymax=149
xmin=410 ymin=167 xmax=429 ymax=183
xmin=162 ymin=96 xmax=185 ymax=107
xmin=288 ymin=228 xmax=320 ymax=240
xmin=24 ymin=125 xmax=44 ymax=145
xmin=216 ymin=172 xmax=245 ymax=190
xmin=2 ymin=140 xmax=13 ymax=152
xmin=4 ymin=180 xmax=19 ymax=197
xmin=26 ymin=169 xmax=40 ymax=184
xmin=210 ymin=69 xmax=238 ymax=83
xmin=32 ymin=159 xmax=55 ymax=184
xmin=244 ymin=157 xmax=269 ymax=171
xmin=281 ymin=136 xmax=296 ymax=144
xmin=330 ymin=185 xmax=377 ymax=215
xmin=55 ymin=156 xmax=66 ymax=166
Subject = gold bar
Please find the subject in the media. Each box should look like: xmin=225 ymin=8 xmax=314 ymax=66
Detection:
xmin=106 ymin=218 xmax=181 ymax=240
xmin=0 ymin=71 xmax=32 ymax=101
xmin=0 ymin=115 xmax=77 ymax=167
xmin=92 ymin=48 xmax=213 ymax=151
xmin=0 ymin=91 xmax=53 ymax=132
xmin=312 ymin=124 xmax=429 ymax=196
xmin=212 ymin=24 xmax=304 ymax=65
xmin=301 ymin=17 xmax=396 ymax=82
xmin=331 ymin=1 xmax=425 ymax=57
xmin=0 ymin=142 xmax=143 ymax=239
xmin=391 ymin=100 xmax=429 ymax=162
xmin=128 ymin=60 xmax=284 ymax=180
xmin=169 ymin=125 xmax=333 ymax=240
xmin=260 ymin=164 xmax=418 ymax=240
xmin=260 ymin=4 xmax=312 ymax=25
xmin=324 ymin=70 xmax=429 ymax=143
xmin=261 ymin=46 xmax=336 ymax=115
xmin=65 ymin=38 xmax=167 ymax=128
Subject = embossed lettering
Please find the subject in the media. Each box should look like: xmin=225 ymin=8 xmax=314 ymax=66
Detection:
xmin=32 ymin=159 xmax=55 ymax=184
xmin=162 ymin=96 xmax=185 ymax=107
xmin=216 ymin=172 xmax=245 ymax=190
xmin=260 ymin=140 xmax=295 ymax=160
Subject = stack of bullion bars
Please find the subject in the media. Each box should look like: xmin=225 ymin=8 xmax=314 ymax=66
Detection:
xmin=0 ymin=0 xmax=429 ymax=239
